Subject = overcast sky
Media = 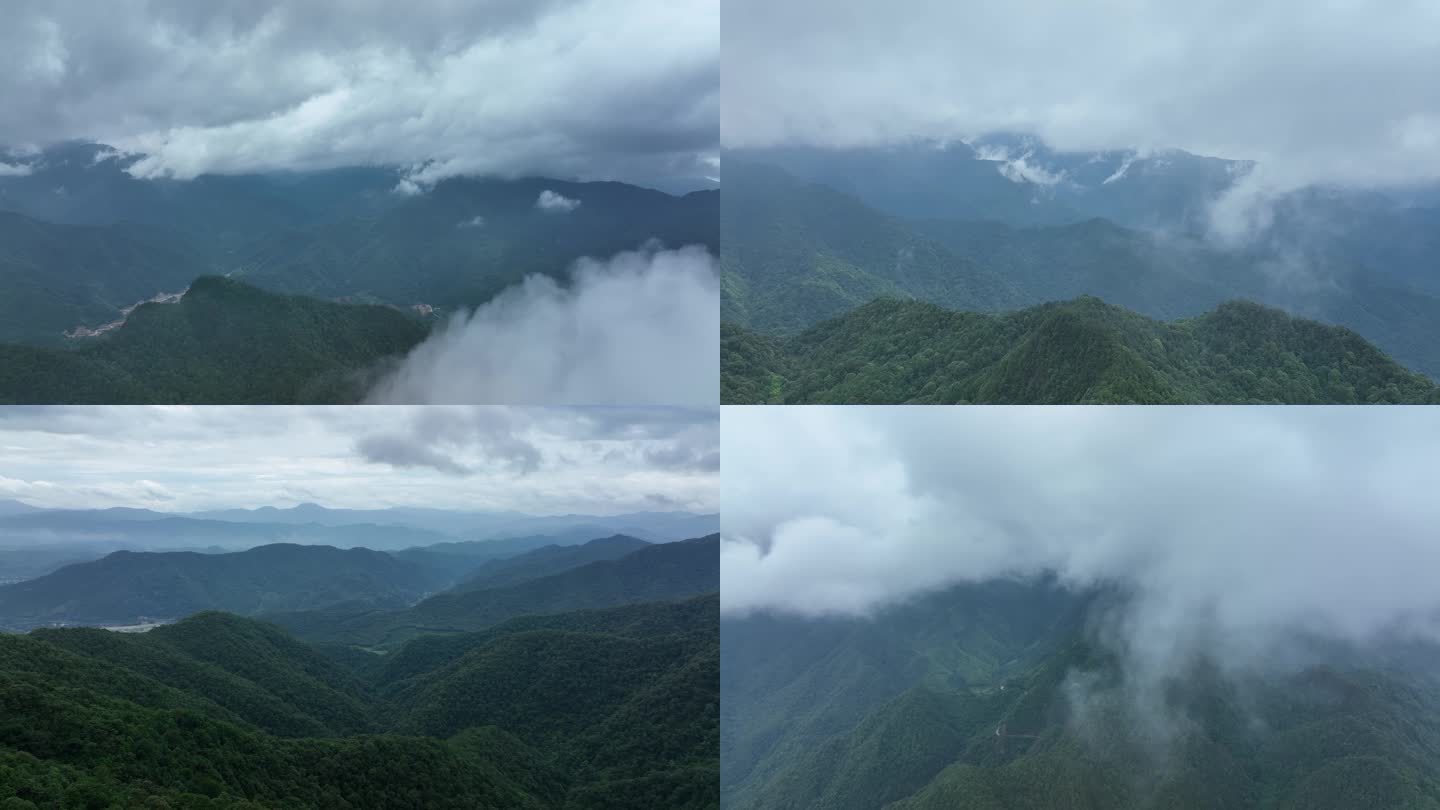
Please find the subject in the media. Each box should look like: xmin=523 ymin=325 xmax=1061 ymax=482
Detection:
xmin=723 ymin=0 xmax=1440 ymax=191
xmin=0 ymin=0 xmax=718 ymax=186
xmin=0 ymin=406 xmax=718 ymax=514
xmin=722 ymin=407 xmax=1440 ymax=675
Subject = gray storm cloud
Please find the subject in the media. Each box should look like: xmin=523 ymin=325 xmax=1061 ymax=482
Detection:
xmin=0 ymin=0 xmax=718 ymax=185
xmin=365 ymin=245 xmax=719 ymax=405
xmin=724 ymin=0 xmax=1440 ymax=207
xmin=722 ymin=407 xmax=1440 ymax=681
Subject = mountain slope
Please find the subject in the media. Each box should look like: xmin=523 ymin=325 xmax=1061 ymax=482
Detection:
xmin=273 ymin=534 xmax=721 ymax=648
xmin=31 ymin=612 xmax=376 ymax=737
xmin=238 ymin=177 xmax=718 ymax=310
xmin=1 ymin=598 xmax=717 ymax=808
xmin=454 ymin=534 xmax=653 ymax=592
xmin=721 ymin=297 xmax=1440 ymax=404
xmin=723 ymin=160 xmax=1440 ymax=379
xmin=0 ymin=543 xmax=438 ymax=630
xmin=720 ymin=161 xmax=1022 ymax=334
xmin=0 ymin=211 xmax=206 ymax=345
xmin=0 ymin=275 xmax=428 ymax=404
xmin=722 ymin=581 xmax=1440 ymax=810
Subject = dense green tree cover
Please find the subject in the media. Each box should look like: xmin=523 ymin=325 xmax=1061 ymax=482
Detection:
xmin=0 ymin=277 xmax=428 ymax=404
xmin=722 ymin=581 xmax=1440 ymax=810
xmin=0 ymin=543 xmax=439 ymax=631
xmin=454 ymin=535 xmax=652 ymax=592
xmin=1 ymin=597 xmax=719 ymax=808
xmin=722 ymin=159 xmax=1440 ymax=379
xmin=721 ymin=297 xmax=1440 ymax=404
xmin=272 ymin=535 xmax=721 ymax=649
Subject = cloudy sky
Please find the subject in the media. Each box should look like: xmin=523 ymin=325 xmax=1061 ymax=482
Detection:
xmin=0 ymin=406 xmax=718 ymax=514
xmin=724 ymin=0 xmax=1440 ymax=191
xmin=0 ymin=0 xmax=718 ymax=186
xmin=722 ymin=407 xmax=1440 ymax=673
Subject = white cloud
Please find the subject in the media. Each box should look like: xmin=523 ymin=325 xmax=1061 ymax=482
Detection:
xmin=535 ymin=189 xmax=581 ymax=213
xmin=0 ymin=162 xmax=33 ymax=177
xmin=457 ymin=214 xmax=485 ymax=228
xmin=366 ymin=244 xmax=719 ymax=405
xmin=722 ymin=407 xmax=1440 ymax=682
xmin=0 ymin=0 xmax=718 ymax=185
xmin=0 ymin=406 xmax=718 ymax=514
xmin=723 ymin=0 xmax=1440 ymax=193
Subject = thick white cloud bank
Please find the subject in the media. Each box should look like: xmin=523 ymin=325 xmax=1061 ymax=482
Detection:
xmin=722 ymin=407 xmax=1440 ymax=667
xmin=0 ymin=0 xmax=718 ymax=185
xmin=724 ymin=0 xmax=1440 ymax=192
xmin=367 ymin=245 xmax=719 ymax=405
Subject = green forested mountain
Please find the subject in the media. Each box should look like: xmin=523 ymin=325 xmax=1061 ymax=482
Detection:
xmin=454 ymin=534 xmax=653 ymax=592
xmin=722 ymin=159 xmax=1440 ymax=380
xmin=0 ymin=142 xmax=718 ymax=404
xmin=0 ymin=143 xmax=718 ymax=346
xmin=722 ymin=582 xmax=1440 ymax=810
xmin=722 ymin=297 xmax=1440 ymax=404
xmin=0 ymin=543 xmax=442 ymax=631
xmin=272 ymin=534 xmax=721 ymax=649
xmin=2 ymin=596 xmax=719 ymax=808
xmin=0 ymin=211 xmax=207 ymax=345
xmin=720 ymin=162 xmax=1021 ymax=334
xmin=0 ymin=276 xmax=428 ymax=404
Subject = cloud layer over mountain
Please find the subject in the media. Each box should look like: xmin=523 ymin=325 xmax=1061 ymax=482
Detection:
xmin=722 ymin=407 xmax=1440 ymax=679
xmin=724 ymin=0 xmax=1440 ymax=193
xmin=0 ymin=0 xmax=718 ymax=186
xmin=366 ymin=245 xmax=720 ymax=405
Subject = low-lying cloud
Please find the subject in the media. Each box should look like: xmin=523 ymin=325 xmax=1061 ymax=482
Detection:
xmin=722 ymin=407 xmax=1440 ymax=684
xmin=536 ymin=190 xmax=580 ymax=213
xmin=366 ymin=244 xmax=719 ymax=405
xmin=724 ymin=0 xmax=1440 ymax=194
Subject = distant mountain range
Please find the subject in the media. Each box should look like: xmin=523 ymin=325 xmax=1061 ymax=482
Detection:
xmin=0 ymin=525 xmax=718 ymax=633
xmin=270 ymin=534 xmax=721 ymax=649
xmin=0 ymin=501 xmax=719 ymax=587
xmin=723 ymin=579 xmax=1440 ymax=810
xmin=0 ymin=543 xmax=437 ymax=630
xmin=721 ymin=155 xmax=1440 ymax=400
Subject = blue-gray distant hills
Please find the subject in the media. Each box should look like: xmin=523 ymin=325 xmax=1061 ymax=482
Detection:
xmin=0 ymin=502 xmax=719 ymax=629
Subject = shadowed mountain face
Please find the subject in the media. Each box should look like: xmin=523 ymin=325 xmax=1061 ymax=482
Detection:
xmin=271 ymin=534 xmax=722 ymax=649
xmin=722 ymin=297 xmax=1440 ymax=404
xmin=722 ymin=580 xmax=1440 ymax=810
xmin=721 ymin=159 xmax=1440 ymax=382
xmin=452 ymin=534 xmax=654 ymax=592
